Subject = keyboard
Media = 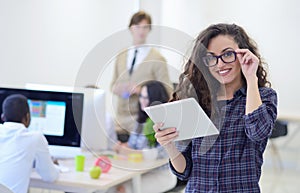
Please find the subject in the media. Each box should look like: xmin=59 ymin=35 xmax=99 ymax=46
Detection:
xmin=49 ymin=145 xmax=82 ymax=160
xmin=56 ymin=164 xmax=70 ymax=173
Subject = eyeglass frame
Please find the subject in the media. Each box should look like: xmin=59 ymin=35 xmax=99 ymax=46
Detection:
xmin=202 ymin=50 xmax=237 ymax=67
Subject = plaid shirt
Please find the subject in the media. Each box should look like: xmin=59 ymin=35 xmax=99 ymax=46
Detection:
xmin=170 ymin=87 xmax=277 ymax=193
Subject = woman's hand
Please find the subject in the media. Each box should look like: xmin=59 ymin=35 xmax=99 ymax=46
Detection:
xmin=112 ymin=141 xmax=122 ymax=153
xmin=236 ymin=49 xmax=259 ymax=82
xmin=153 ymin=123 xmax=186 ymax=173
xmin=113 ymin=141 xmax=129 ymax=154
xmin=153 ymin=123 xmax=178 ymax=146
xmin=236 ymin=49 xmax=262 ymax=115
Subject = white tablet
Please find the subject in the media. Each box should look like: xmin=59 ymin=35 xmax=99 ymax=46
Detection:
xmin=144 ymin=98 xmax=219 ymax=141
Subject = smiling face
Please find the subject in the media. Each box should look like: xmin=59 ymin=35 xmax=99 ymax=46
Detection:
xmin=206 ymin=35 xmax=243 ymax=87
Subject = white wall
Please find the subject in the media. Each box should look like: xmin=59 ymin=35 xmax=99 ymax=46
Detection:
xmin=0 ymin=0 xmax=140 ymax=116
xmin=0 ymin=0 xmax=138 ymax=88
xmin=1 ymin=0 xmax=299 ymax=118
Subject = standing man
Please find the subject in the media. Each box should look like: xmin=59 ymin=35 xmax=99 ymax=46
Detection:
xmin=111 ymin=11 xmax=172 ymax=142
xmin=0 ymin=94 xmax=59 ymax=193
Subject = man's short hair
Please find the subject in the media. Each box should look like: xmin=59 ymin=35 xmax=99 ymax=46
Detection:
xmin=128 ymin=11 xmax=152 ymax=29
xmin=2 ymin=94 xmax=30 ymax=123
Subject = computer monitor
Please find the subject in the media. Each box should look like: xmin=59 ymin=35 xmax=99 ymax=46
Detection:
xmin=0 ymin=87 xmax=84 ymax=151
xmin=25 ymin=84 xmax=108 ymax=151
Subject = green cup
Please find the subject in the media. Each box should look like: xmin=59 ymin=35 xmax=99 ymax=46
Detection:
xmin=75 ymin=155 xmax=85 ymax=172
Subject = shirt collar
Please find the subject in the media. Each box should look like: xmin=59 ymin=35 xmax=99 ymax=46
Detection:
xmin=0 ymin=122 xmax=27 ymax=136
xmin=3 ymin=122 xmax=27 ymax=129
xmin=128 ymin=45 xmax=151 ymax=54
xmin=233 ymin=87 xmax=247 ymax=98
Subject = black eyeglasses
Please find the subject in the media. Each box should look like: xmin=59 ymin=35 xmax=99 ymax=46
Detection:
xmin=202 ymin=51 xmax=237 ymax=67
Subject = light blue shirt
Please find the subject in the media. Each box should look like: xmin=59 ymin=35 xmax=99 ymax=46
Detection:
xmin=127 ymin=123 xmax=148 ymax=150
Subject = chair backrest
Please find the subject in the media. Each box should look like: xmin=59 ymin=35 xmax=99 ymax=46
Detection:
xmin=270 ymin=120 xmax=288 ymax=139
xmin=0 ymin=184 xmax=14 ymax=193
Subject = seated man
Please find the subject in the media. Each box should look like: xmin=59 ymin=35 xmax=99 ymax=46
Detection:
xmin=0 ymin=94 xmax=59 ymax=193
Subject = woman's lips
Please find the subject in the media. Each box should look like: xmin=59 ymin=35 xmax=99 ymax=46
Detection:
xmin=217 ymin=68 xmax=231 ymax=76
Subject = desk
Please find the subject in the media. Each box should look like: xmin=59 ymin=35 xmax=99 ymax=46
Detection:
xmin=278 ymin=114 xmax=300 ymax=122
xmin=30 ymin=153 xmax=168 ymax=193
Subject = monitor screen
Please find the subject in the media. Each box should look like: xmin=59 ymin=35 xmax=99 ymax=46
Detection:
xmin=28 ymin=99 xmax=66 ymax=136
xmin=0 ymin=87 xmax=83 ymax=147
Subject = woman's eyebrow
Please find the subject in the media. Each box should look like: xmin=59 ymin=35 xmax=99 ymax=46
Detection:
xmin=206 ymin=47 xmax=234 ymax=55
xmin=221 ymin=47 xmax=234 ymax=52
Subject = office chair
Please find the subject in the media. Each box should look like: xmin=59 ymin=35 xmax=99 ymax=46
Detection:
xmin=269 ymin=120 xmax=288 ymax=170
xmin=0 ymin=184 xmax=13 ymax=193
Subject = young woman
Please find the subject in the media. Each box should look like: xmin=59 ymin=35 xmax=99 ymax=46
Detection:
xmin=113 ymin=80 xmax=176 ymax=193
xmin=154 ymin=23 xmax=277 ymax=192
xmin=114 ymin=80 xmax=170 ymax=152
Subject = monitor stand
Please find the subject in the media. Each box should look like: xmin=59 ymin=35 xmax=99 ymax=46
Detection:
xmin=48 ymin=145 xmax=82 ymax=159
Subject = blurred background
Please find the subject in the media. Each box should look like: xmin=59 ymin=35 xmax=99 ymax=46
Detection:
xmin=0 ymin=0 xmax=299 ymax=192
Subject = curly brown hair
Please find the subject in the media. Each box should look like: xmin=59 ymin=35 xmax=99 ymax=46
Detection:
xmin=171 ymin=23 xmax=271 ymax=117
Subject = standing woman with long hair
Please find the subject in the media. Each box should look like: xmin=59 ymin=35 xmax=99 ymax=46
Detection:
xmin=154 ymin=23 xmax=277 ymax=192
